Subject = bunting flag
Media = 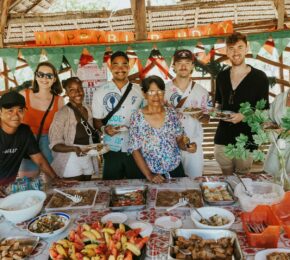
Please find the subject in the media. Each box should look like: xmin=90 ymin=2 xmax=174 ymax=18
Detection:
xmin=248 ymin=34 xmax=269 ymax=58
xmin=159 ymin=46 xmax=176 ymax=67
xmin=0 ymin=30 xmax=290 ymax=77
xmin=134 ymin=49 xmax=151 ymax=67
xmin=273 ymin=37 xmax=290 ymax=57
xmin=0 ymin=48 xmax=18 ymax=73
xmin=86 ymin=45 xmax=106 ymax=68
xmin=45 ymin=48 xmax=64 ymax=70
xmin=64 ymin=46 xmax=83 ymax=74
xmin=21 ymin=48 xmax=42 ymax=72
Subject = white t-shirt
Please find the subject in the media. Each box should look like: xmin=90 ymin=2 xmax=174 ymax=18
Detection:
xmin=92 ymin=81 xmax=143 ymax=152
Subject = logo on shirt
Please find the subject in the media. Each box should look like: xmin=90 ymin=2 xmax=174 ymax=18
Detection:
xmin=103 ymin=92 xmax=121 ymax=112
xmin=131 ymin=95 xmax=137 ymax=105
xmin=3 ymin=148 xmax=18 ymax=154
xmin=170 ymin=92 xmax=182 ymax=106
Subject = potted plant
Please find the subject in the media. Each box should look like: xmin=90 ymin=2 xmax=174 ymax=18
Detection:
xmin=223 ymin=99 xmax=290 ymax=191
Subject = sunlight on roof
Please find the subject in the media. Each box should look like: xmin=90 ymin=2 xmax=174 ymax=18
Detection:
xmin=47 ymin=0 xmax=177 ymax=12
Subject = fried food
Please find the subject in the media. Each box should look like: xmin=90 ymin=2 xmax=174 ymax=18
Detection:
xmin=171 ymin=235 xmax=234 ymax=260
xmin=156 ymin=189 xmax=203 ymax=208
xmin=266 ymin=252 xmax=290 ymax=260
xmin=0 ymin=238 xmax=35 ymax=259
xmin=199 ymin=214 xmax=230 ymax=226
xmin=202 ymin=185 xmax=234 ymax=202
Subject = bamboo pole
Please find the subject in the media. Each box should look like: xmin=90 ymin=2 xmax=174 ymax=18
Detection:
xmin=0 ymin=0 xmax=11 ymax=48
xmin=130 ymin=0 xmax=147 ymax=41
xmin=274 ymin=0 xmax=285 ymax=29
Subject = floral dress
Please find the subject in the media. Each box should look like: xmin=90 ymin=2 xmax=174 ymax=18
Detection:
xmin=128 ymin=107 xmax=184 ymax=174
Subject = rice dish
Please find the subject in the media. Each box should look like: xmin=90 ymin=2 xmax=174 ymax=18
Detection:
xmin=4 ymin=196 xmax=41 ymax=211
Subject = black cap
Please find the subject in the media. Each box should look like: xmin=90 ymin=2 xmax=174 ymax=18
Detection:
xmin=173 ymin=49 xmax=193 ymax=63
xmin=0 ymin=91 xmax=26 ymax=109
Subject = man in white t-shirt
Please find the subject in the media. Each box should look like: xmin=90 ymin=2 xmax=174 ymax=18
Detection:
xmin=92 ymin=51 xmax=144 ymax=179
xmin=165 ymin=49 xmax=209 ymax=177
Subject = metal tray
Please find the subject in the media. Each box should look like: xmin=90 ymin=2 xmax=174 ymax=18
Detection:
xmin=109 ymin=185 xmax=148 ymax=211
xmin=168 ymin=229 xmax=244 ymax=260
xmin=0 ymin=236 xmax=39 ymax=259
xmin=155 ymin=188 xmax=203 ymax=209
xmin=45 ymin=187 xmax=98 ymax=211
xmin=200 ymin=181 xmax=238 ymax=206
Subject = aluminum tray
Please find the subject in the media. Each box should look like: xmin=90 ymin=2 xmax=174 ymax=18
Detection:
xmin=155 ymin=188 xmax=203 ymax=209
xmin=109 ymin=185 xmax=147 ymax=211
xmin=200 ymin=181 xmax=238 ymax=206
xmin=168 ymin=229 xmax=244 ymax=260
xmin=45 ymin=187 xmax=98 ymax=211
xmin=0 ymin=236 xmax=39 ymax=259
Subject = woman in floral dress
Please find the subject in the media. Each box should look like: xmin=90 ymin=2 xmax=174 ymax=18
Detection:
xmin=128 ymin=76 xmax=196 ymax=184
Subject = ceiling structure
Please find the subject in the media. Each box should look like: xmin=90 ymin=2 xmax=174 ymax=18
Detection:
xmin=0 ymin=0 xmax=289 ymax=47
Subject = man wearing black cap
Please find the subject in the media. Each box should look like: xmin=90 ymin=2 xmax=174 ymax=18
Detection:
xmin=0 ymin=91 xmax=60 ymax=186
xmin=165 ymin=49 xmax=209 ymax=177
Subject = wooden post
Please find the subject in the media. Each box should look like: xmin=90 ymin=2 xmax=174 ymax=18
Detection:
xmin=131 ymin=0 xmax=147 ymax=41
xmin=0 ymin=0 xmax=11 ymax=48
xmin=274 ymin=0 xmax=285 ymax=29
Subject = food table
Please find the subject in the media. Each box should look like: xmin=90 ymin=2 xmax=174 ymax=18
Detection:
xmin=0 ymin=175 xmax=289 ymax=260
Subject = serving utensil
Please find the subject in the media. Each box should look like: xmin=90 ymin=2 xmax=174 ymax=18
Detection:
xmin=233 ymin=173 xmax=253 ymax=197
xmin=53 ymin=189 xmax=82 ymax=203
xmin=166 ymin=198 xmax=188 ymax=212
xmin=184 ymin=198 xmax=211 ymax=225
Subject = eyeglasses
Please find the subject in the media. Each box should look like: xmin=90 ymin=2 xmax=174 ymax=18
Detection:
xmin=81 ymin=119 xmax=92 ymax=136
xmin=228 ymin=90 xmax=235 ymax=105
xmin=35 ymin=71 xmax=54 ymax=80
xmin=147 ymin=90 xmax=164 ymax=96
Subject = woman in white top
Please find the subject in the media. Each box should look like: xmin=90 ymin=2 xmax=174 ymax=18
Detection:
xmin=264 ymin=90 xmax=290 ymax=175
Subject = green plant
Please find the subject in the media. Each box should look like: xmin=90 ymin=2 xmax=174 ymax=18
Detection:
xmin=224 ymin=99 xmax=272 ymax=162
xmin=224 ymin=99 xmax=290 ymax=189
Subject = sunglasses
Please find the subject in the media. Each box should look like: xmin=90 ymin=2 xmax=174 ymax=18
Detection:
xmin=81 ymin=119 xmax=92 ymax=136
xmin=35 ymin=71 xmax=55 ymax=80
xmin=147 ymin=90 xmax=164 ymax=96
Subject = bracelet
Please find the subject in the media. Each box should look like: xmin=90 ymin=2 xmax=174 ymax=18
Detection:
xmin=101 ymin=125 xmax=106 ymax=134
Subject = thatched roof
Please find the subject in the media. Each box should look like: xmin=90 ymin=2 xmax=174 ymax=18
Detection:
xmin=1 ymin=0 xmax=289 ymax=46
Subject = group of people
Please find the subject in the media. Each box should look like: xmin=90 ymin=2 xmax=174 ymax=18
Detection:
xmin=0 ymin=31 xmax=289 ymax=188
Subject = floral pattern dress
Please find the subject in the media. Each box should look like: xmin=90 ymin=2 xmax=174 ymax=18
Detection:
xmin=128 ymin=107 xmax=184 ymax=174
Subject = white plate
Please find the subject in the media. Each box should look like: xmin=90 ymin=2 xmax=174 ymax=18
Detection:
xmin=128 ymin=221 xmax=153 ymax=237
xmin=182 ymin=108 xmax=203 ymax=115
xmin=255 ymin=248 xmax=290 ymax=260
xmin=115 ymin=126 xmax=129 ymax=132
xmin=101 ymin=212 xmax=128 ymax=224
xmin=154 ymin=216 xmax=182 ymax=230
xmin=27 ymin=212 xmax=70 ymax=238
xmin=85 ymin=143 xmax=110 ymax=155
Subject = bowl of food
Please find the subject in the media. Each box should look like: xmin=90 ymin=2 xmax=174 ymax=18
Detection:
xmin=0 ymin=190 xmax=46 ymax=223
xmin=191 ymin=206 xmax=235 ymax=229
xmin=27 ymin=212 xmax=70 ymax=238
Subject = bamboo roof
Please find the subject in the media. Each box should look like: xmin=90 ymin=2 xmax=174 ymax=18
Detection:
xmin=1 ymin=0 xmax=290 ymax=46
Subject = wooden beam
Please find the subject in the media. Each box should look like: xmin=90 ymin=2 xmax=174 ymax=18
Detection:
xmin=274 ymin=0 xmax=285 ymax=29
xmin=0 ymin=0 xmax=11 ymax=48
xmin=130 ymin=0 xmax=147 ymax=41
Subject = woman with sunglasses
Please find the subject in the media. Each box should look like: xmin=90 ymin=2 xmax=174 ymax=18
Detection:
xmin=19 ymin=61 xmax=64 ymax=179
xmin=128 ymin=76 xmax=196 ymax=184
xmin=48 ymin=77 xmax=98 ymax=180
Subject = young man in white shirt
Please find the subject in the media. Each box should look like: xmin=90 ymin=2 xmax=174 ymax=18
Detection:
xmin=92 ymin=51 xmax=144 ymax=179
xmin=165 ymin=49 xmax=209 ymax=177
